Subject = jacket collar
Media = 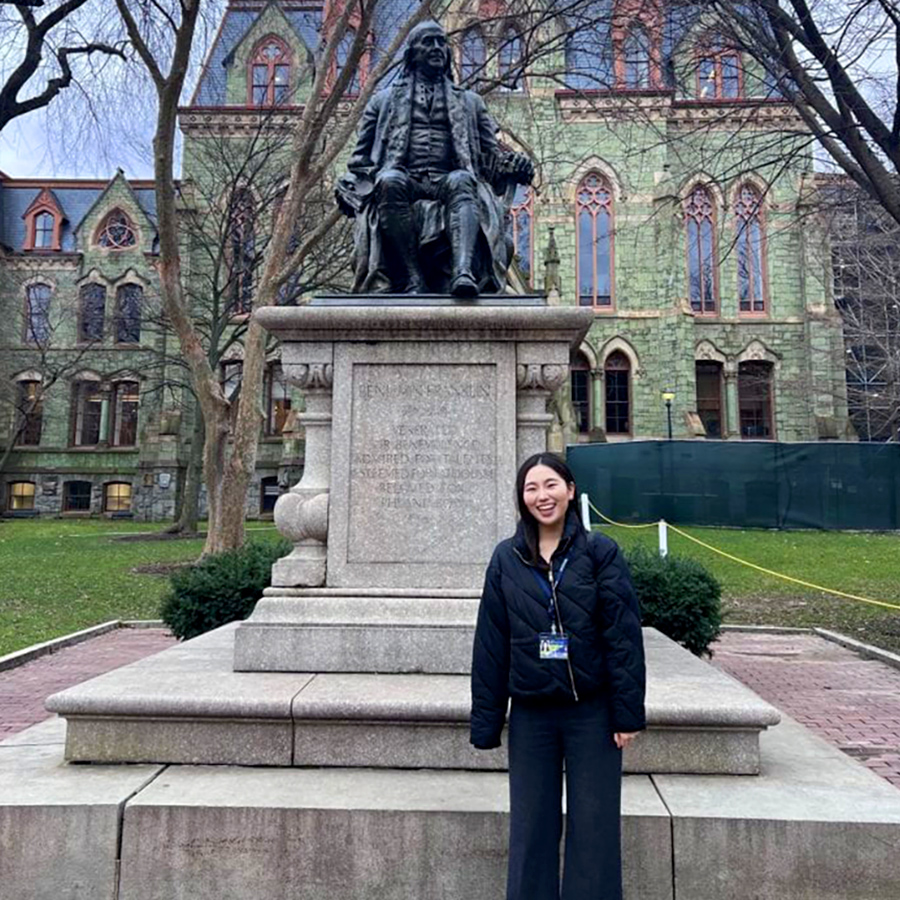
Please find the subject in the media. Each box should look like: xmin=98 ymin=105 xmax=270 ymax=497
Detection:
xmin=513 ymin=506 xmax=585 ymax=567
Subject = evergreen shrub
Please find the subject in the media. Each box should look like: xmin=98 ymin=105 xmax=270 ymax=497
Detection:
xmin=161 ymin=539 xmax=291 ymax=640
xmin=624 ymin=544 xmax=722 ymax=657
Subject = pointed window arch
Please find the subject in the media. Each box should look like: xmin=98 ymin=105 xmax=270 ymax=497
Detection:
xmin=249 ymin=36 xmax=292 ymax=106
xmin=97 ymin=209 xmax=136 ymax=249
xmin=684 ymin=185 xmax=717 ymax=314
xmin=576 ymin=172 xmax=614 ymax=309
xmin=24 ymin=283 xmax=52 ymax=345
xmin=735 ymin=184 xmax=767 ymax=314
xmin=508 ymin=185 xmax=533 ymax=283
xmin=604 ymin=350 xmax=631 ymax=435
xmin=460 ymin=26 xmax=486 ymax=84
xmin=115 ymin=284 xmax=143 ymax=343
xmin=78 ymin=283 xmax=106 ymax=342
xmin=622 ymin=24 xmax=651 ymax=88
xmin=498 ymin=25 xmax=523 ymax=90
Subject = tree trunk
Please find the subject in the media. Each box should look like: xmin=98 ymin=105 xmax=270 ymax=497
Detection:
xmin=166 ymin=400 xmax=204 ymax=534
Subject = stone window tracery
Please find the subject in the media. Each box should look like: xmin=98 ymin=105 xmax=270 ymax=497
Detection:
xmin=735 ymin=184 xmax=767 ymax=313
xmin=685 ymin=185 xmax=717 ymax=314
xmin=250 ymin=37 xmax=291 ymax=106
xmin=97 ymin=210 xmax=137 ymax=249
xmin=576 ymin=172 xmax=614 ymax=308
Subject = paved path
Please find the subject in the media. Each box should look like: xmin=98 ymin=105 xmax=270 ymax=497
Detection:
xmin=1 ymin=626 xmax=899 ymax=789
xmin=0 ymin=627 xmax=177 ymax=740
xmin=713 ymin=631 xmax=900 ymax=788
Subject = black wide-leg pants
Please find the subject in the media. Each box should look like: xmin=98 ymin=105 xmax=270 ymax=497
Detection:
xmin=506 ymin=696 xmax=623 ymax=900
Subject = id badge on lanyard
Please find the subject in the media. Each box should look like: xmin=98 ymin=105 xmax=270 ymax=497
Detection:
xmin=532 ymin=558 xmax=570 ymax=660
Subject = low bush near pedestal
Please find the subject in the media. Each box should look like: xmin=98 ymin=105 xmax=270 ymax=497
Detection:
xmin=161 ymin=539 xmax=291 ymax=640
xmin=625 ymin=545 xmax=722 ymax=657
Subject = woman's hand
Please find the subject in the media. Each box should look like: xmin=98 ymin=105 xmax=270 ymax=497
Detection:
xmin=614 ymin=731 xmax=639 ymax=750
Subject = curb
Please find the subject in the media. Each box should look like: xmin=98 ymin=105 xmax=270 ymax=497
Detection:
xmin=814 ymin=628 xmax=900 ymax=673
xmin=721 ymin=624 xmax=812 ymax=634
xmin=0 ymin=620 xmax=168 ymax=674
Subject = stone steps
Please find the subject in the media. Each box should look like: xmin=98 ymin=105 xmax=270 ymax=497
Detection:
xmin=46 ymin=624 xmax=779 ymax=774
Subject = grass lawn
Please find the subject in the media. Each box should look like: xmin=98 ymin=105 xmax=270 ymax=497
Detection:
xmin=600 ymin=524 xmax=900 ymax=654
xmin=1 ymin=518 xmax=899 ymax=658
xmin=0 ymin=518 xmax=279 ymax=658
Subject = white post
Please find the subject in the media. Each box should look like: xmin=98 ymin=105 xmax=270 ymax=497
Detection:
xmin=658 ymin=519 xmax=668 ymax=558
xmin=580 ymin=493 xmax=591 ymax=531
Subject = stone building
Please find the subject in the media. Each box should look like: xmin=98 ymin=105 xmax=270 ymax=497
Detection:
xmin=0 ymin=0 xmax=851 ymax=519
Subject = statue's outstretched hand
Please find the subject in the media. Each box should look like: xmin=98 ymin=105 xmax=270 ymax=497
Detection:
xmin=510 ymin=152 xmax=535 ymax=185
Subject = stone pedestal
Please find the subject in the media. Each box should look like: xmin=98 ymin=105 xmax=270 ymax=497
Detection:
xmin=234 ymin=299 xmax=592 ymax=673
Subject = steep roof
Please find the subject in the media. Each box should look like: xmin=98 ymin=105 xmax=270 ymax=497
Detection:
xmin=0 ymin=175 xmax=157 ymax=253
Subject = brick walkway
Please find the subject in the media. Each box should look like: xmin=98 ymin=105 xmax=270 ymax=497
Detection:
xmin=0 ymin=627 xmax=177 ymax=740
xmin=713 ymin=631 xmax=900 ymax=789
xmin=2 ymin=626 xmax=899 ymax=790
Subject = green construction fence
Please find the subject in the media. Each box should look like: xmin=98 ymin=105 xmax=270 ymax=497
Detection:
xmin=567 ymin=440 xmax=900 ymax=531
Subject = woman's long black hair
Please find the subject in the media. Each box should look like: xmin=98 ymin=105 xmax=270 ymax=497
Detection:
xmin=515 ymin=452 xmax=583 ymax=565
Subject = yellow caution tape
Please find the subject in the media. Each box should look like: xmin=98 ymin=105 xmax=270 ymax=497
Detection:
xmin=585 ymin=499 xmax=900 ymax=613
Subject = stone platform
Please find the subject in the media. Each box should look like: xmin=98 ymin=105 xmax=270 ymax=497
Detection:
xmin=46 ymin=624 xmax=779 ymax=775
xmin=5 ymin=712 xmax=900 ymax=900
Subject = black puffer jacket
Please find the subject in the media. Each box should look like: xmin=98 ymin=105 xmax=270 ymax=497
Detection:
xmin=470 ymin=509 xmax=646 ymax=749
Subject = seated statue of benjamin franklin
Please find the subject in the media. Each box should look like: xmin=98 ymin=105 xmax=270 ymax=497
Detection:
xmin=335 ymin=20 xmax=534 ymax=298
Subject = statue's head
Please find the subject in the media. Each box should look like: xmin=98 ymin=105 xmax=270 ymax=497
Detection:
xmin=404 ymin=20 xmax=452 ymax=79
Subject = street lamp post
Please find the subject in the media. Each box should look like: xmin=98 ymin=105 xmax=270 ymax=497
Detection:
xmin=661 ymin=390 xmax=675 ymax=440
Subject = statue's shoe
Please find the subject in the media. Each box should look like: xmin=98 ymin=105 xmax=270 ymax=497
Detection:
xmin=450 ymin=273 xmax=478 ymax=298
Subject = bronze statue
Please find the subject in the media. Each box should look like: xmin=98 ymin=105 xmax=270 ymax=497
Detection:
xmin=336 ymin=20 xmax=534 ymax=298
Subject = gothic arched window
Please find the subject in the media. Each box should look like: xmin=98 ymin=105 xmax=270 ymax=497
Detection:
xmin=738 ymin=361 xmax=774 ymax=438
xmin=576 ymin=173 xmax=614 ymax=308
xmin=78 ymin=283 xmax=106 ymax=342
xmin=735 ymin=184 xmax=767 ymax=313
xmin=685 ymin=185 xmax=717 ymax=314
xmin=115 ymin=284 xmax=142 ymax=344
xmin=570 ymin=351 xmax=591 ymax=434
xmin=498 ymin=25 xmax=523 ymax=89
xmin=250 ymin=37 xmax=291 ymax=106
xmin=508 ymin=185 xmax=533 ymax=282
xmin=622 ymin=24 xmax=651 ymax=88
xmin=97 ymin=210 xmax=136 ymax=249
xmin=604 ymin=350 xmax=631 ymax=435
xmin=460 ymin=26 xmax=486 ymax=84
xmin=228 ymin=190 xmax=256 ymax=314
xmin=24 ymin=283 xmax=52 ymax=344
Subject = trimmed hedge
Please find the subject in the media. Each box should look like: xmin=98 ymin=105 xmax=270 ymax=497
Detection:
xmin=161 ymin=539 xmax=291 ymax=640
xmin=625 ymin=544 xmax=722 ymax=657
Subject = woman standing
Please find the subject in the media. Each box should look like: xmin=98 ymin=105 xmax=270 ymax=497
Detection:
xmin=470 ymin=452 xmax=646 ymax=900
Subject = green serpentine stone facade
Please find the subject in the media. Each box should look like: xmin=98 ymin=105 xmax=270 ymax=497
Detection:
xmin=0 ymin=0 xmax=850 ymax=519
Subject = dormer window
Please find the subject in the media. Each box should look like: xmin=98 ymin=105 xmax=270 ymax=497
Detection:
xmin=622 ymin=24 xmax=651 ymax=88
xmin=22 ymin=187 xmax=64 ymax=251
xmin=34 ymin=213 xmax=55 ymax=249
xmin=250 ymin=37 xmax=291 ymax=106
xmin=697 ymin=39 xmax=743 ymax=99
xmin=97 ymin=210 xmax=137 ymax=249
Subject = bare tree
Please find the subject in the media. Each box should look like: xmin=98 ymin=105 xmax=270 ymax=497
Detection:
xmin=709 ymin=0 xmax=900 ymax=226
xmin=0 ymin=0 xmax=125 ymax=132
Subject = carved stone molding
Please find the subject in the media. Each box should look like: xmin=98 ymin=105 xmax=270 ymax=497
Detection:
xmin=517 ymin=363 xmax=569 ymax=392
xmin=274 ymin=490 xmax=329 ymax=546
xmin=285 ymin=363 xmax=334 ymax=390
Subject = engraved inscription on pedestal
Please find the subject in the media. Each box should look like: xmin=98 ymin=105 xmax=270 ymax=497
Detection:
xmin=348 ymin=364 xmax=496 ymax=564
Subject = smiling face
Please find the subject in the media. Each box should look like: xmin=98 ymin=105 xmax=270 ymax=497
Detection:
xmin=522 ymin=464 xmax=575 ymax=530
xmin=408 ymin=25 xmax=450 ymax=78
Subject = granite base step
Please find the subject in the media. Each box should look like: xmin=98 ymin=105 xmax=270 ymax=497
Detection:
xmin=46 ymin=624 xmax=780 ymax=774
xmin=4 ymin=715 xmax=900 ymax=900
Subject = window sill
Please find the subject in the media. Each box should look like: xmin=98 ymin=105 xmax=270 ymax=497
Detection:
xmin=61 ymin=511 xmax=92 ymax=517
xmin=3 ymin=509 xmax=38 ymax=518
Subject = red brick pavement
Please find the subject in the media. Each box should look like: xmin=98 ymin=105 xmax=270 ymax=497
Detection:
xmin=713 ymin=631 xmax=900 ymax=789
xmin=0 ymin=627 xmax=177 ymax=739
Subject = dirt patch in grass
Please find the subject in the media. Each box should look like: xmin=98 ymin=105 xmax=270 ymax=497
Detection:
xmin=115 ymin=532 xmax=204 ymax=543
xmin=131 ymin=562 xmax=195 ymax=576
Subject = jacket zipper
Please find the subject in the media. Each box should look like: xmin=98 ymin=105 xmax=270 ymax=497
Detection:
xmin=549 ymin=566 xmax=580 ymax=702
